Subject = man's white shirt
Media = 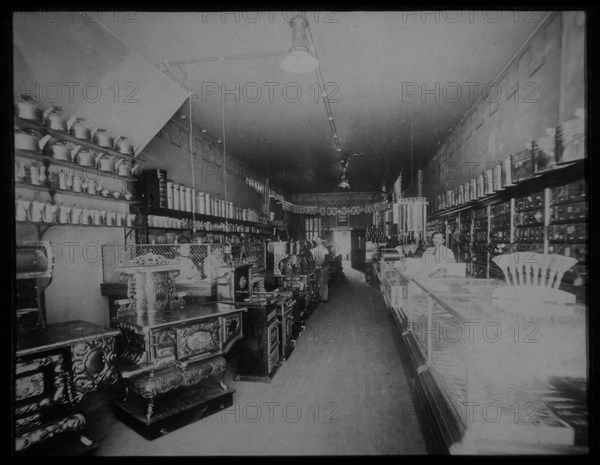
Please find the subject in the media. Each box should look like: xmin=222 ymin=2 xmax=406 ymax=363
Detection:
xmin=422 ymin=245 xmax=456 ymax=264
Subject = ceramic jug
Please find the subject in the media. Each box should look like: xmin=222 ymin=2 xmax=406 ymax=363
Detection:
xmin=126 ymin=213 xmax=136 ymax=227
xmin=71 ymin=206 xmax=82 ymax=225
xmin=83 ymin=179 xmax=102 ymax=195
xmin=30 ymin=200 xmax=45 ymax=222
xmin=95 ymin=210 xmax=107 ymax=226
xmin=106 ymin=211 xmax=116 ymax=226
xmin=15 ymin=197 xmax=31 ymax=222
xmin=58 ymin=170 xmax=72 ymax=191
xmin=58 ymin=204 xmax=71 ymax=224
xmin=15 ymin=161 xmax=27 ymax=183
xmin=116 ymin=213 xmax=125 ymax=227
xmin=29 ymin=164 xmax=40 ymax=186
xmin=81 ymin=208 xmax=92 ymax=225
xmin=43 ymin=203 xmax=58 ymax=223
xmin=72 ymin=175 xmax=83 ymax=193
xmin=97 ymin=154 xmax=115 ymax=173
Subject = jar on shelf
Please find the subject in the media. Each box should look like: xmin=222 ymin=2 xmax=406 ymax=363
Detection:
xmin=167 ymin=180 xmax=174 ymax=209
xmin=184 ymin=186 xmax=192 ymax=212
xmin=179 ymin=184 xmax=186 ymax=211
xmin=173 ymin=184 xmax=180 ymax=210
xmin=197 ymin=192 xmax=205 ymax=214
xmin=191 ymin=188 xmax=196 ymax=213
xmin=205 ymin=193 xmax=211 ymax=215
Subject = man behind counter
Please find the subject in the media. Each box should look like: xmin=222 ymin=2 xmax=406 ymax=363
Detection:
xmin=403 ymin=231 xmax=457 ymax=278
xmin=423 ymin=231 xmax=456 ymax=264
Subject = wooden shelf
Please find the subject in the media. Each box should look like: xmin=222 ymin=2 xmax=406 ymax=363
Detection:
xmin=140 ymin=226 xmax=276 ymax=236
xmin=15 ymin=116 xmax=145 ymax=163
xmin=15 ymin=149 xmax=138 ymax=182
xmin=16 ymin=220 xmax=140 ymax=229
xmin=429 ymin=160 xmax=583 ymax=220
xmin=15 ymin=182 xmax=140 ymax=204
xmin=143 ymin=206 xmax=282 ymax=231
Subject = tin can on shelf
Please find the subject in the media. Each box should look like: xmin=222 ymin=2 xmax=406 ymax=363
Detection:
xmin=184 ymin=187 xmax=192 ymax=212
xmin=167 ymin=181 xmax=174 ymax=209
xmin=476 ymin=174 xmax=485 ymax=198
xmin=198 ymin=192 xmax=205 ymax=214
xmin=205 ymin=193 xmax=211 ymax=215
xmin=470 ymin=178 xmax=477 ymax=200
xmin=179 ymin=184 xmax=186 ymax=212
xmin=485 ymin=168 xmax=495 ymax=194
xmin=502 ymin=158 xmax=513 ymax=186
xmin=173 ymin=184 xmax=180 ymax=210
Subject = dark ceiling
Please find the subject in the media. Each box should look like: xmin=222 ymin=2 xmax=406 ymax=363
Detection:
xmin=100 ymin=11 xmax=545 ymax=194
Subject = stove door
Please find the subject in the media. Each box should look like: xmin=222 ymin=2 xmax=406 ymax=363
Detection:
xmin=175 ymin=319 xmax=220 ymax=361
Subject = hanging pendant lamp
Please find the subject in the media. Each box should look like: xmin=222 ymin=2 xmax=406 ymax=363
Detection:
xmin=281 ymin=13 xmax=319 ymax=74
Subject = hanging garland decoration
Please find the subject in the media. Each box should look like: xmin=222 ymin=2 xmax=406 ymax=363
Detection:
xmin=245 ymin=177 xmax=285 ymax=202
xmin=245 ymin=177 xmax=391 ymax=215
xmin=280 ymin=199 xmax=390 ymax=215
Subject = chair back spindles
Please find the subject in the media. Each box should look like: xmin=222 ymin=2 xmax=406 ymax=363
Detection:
xmin=492 ymin=253 xmax=577 ymax=290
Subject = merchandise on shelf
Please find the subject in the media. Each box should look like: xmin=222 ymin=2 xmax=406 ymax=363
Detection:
xmin=510 ymin=145 xmax=535 ymax=183
xmin=556 ymin=115 xmax=585 ymax=164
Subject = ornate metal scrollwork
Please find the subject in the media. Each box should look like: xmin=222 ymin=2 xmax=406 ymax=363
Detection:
xmin=71 ymin=337 xmax=118 ymax=400
xmin=176 ymin=320 xmax=220 ymax=360
xmin=15 ymin=413 xmax=86 ymax=452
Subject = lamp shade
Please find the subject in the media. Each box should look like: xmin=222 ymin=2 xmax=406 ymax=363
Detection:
xmin=281 ymin=14 xmax=319 ymax=74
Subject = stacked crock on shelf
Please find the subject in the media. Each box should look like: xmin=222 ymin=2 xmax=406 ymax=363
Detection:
xmin=135 ymin=169 xmax=277 ymax=245
xmin=14 ymin=94 xmax=139 ymax=228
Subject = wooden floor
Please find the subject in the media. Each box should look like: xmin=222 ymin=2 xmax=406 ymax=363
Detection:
xmin=82 ymin=263 xmax=427 ymax=455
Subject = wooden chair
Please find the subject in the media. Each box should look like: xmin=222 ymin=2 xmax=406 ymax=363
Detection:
xmin=491 ymin=252 xmax=578 ymax=312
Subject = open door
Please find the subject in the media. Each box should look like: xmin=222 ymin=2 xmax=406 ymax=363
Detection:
xmin=350 ymin=229 xmax=366 ymax=271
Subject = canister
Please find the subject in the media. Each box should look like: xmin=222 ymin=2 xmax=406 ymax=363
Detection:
xmin=476 ymin=174 xmax=485 ymax=198
xmin=192 ymin=188 xmax=196 ymax=213
xmin=205 ymin=193 xmax=211 ymax=215
xmin=173 ymin=184 xmax=180 ymax=210
xmin=179 ymin=184 xmax=186 ymax=211
xmin=167 ymin=180 xmax=174 ymax=209
xmin=184 ymin=187 xmax=192 ymax=212
xmin=502 ymin=158 xmax=513 ymax=186
xmin=493 ymin=162 xmax=503 ymax=191
xmin=485 ymin=168 xmax=495 ymax=194
xmin=198 ymin=192 xmax=205 ymax=214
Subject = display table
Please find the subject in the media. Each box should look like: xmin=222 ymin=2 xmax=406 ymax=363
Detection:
xmin=113 ymin=303 xmax=245 ymax=439
xmin=15 ymin=320 xmax=119 ymax=453
xmin=379 ymin=269 xmax=588 ymax=454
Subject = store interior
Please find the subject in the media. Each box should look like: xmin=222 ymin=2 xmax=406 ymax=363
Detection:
xmin=13 ymin=11 xmax=588 ymax=456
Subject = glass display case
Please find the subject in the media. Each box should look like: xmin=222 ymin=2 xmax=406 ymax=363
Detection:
xmin=391 ymin=273 xmax=587 ymax=454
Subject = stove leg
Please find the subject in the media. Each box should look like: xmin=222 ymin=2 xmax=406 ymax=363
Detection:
xmin=219 ymin=371 xmax=228 ymax=391
xmin=120 ymin=379 xmax=129 ymax=402
xmin=146 ymin=400 xmax=154 ymax=421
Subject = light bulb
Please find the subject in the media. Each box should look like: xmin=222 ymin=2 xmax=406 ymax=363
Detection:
xmin=280 ymin=48 xmax=319 ymax=74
